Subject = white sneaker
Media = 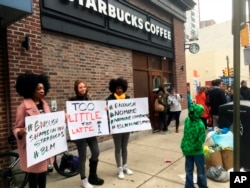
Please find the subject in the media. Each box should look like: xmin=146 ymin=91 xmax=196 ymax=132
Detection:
xmin=81 ymin=178 xmax=93 ymax=188
xmin=123 ymin=164 xmax=133 ymax=175
xmin=117 ymin=167 xmax=125 ymax=179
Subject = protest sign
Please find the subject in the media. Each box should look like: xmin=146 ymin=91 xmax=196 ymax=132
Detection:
xmin=26 ymin=111 xmax=67 ymax=167
xmin=66 ymin=100 xmax=109 ymax=140
xmin=107 ymin=97 xmax=151 ymax=134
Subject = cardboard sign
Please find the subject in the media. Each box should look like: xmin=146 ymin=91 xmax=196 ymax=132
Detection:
xmin=107 ymin=97 xmax=151 ymax=134
xmin=66 ymin=100 xmax=109 ymax=140
xmin=26 ymin=111 xmax=67 ymax=167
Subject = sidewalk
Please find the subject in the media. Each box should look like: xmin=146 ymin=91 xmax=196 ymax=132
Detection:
xmin=46 ymin=124 xmax=230 ymax=188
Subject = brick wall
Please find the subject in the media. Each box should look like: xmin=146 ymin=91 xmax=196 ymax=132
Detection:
xmin=42 ymin=30 xmax=134 ymax=110
xmin=6 ymin=0 xmax=43 ymax=142
xmin=173 ymin=18 xmax=188 ymax=110
xmin=41 ymin=31 xmax=134 ymax=142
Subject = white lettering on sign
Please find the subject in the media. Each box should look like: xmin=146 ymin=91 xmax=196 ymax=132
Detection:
xmin=67 ymin=0 xmax=171 ymax=40
xmin=234 ymin=176 xmax=247 ymax=183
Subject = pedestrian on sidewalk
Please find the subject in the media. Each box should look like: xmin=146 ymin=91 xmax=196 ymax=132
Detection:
xmin=196 ymin=86 xmax=209 ymax=129
xmin=166 ymin=88 xmax=182 ymax=133
xmin=13 ymin=72 xmax=54 ymax=188
xmin=206 ymin=79 xmax=227 ymax=128
xmin=181 ymin=104 xmax=208 ymax=188
xmin=106 ymin=77 xmax=134 ymax=179
xmin=156 ymin=84 xmax=169 ymax=133
xmin=69 ymin=80 xmax=104 ymax=188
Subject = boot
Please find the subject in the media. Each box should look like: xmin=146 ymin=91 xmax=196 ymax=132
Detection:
xmin=176 ymin=124 xmax=179 ymax=133
xmin=88 ymin=160 xmax=104 ymax=185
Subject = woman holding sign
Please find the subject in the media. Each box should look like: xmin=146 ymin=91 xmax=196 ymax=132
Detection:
xmin=69 ymin=80 xmax=104 ymax=188
xmin=106 ymin=77 xmax=134 ymax=179
xmin=13 ymin=72 xmax=54 ymax=188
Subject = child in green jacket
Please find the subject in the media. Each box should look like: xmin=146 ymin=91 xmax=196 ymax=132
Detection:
xmin=181 ymin=104 xmax=208 ymax=188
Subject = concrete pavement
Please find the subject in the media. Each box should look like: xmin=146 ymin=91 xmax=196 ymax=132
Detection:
xmin=45 ymin=124 xmax=230 ymax=188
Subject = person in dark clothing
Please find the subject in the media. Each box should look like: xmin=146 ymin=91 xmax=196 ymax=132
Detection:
xmin=69 ymin=80 xmax=104 ymax=188
xmin=157 ymin=84 xmax=169 ymax=133
xmin=240 ymin=80 xmax=250 ymax=100
xmin=207 ymin=79 xmax=227 ymax=127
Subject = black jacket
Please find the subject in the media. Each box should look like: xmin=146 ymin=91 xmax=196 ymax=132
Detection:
xmin=240 ymin=86 xmax=250 ymax=100
xmin=207 ymin=87 xmax=227 ymax=115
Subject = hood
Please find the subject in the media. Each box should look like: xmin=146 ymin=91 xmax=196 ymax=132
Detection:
xmin=188 ymin=104 xmax=204 ymax=120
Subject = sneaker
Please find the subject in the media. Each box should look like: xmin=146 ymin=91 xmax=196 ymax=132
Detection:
xmin=81 ymin=178 xmax=93 ymax=188
xmin=47 ymin=164 xmax=53 ymax=172
xmin=123 ymin=165 xmax=133 ymax=175
xmin=117 ymin=167 xmax=125 ymax=179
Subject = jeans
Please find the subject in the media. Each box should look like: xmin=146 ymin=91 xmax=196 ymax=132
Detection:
xmin=185 ymin=154 xmax=208 ymax=188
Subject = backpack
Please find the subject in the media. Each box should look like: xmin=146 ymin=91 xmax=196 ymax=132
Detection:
xmin=59 ymin=153 xmax=79 ymax=172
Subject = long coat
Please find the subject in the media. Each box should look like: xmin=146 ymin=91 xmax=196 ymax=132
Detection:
xmin=13 ymin=99 xmax=54 ymax=173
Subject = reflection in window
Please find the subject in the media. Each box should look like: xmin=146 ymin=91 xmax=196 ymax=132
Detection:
xmin=149 ymin=57 xmax=161 ymax=70
xmin=152 ymin=76 xmax=161 ymax=92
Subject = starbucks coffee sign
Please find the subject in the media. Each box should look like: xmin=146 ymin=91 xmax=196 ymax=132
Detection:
xmin=68 ymin=0 xmax=171 ymax=40
xmin=41 ymin=0 xmax=174 ymax=57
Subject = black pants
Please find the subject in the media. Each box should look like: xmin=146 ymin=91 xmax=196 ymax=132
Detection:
xmin=28 ymin=172 xmax=47 ymax=188
xmin=166 ymin=111 xmax=181 ymax=127
xmin=158 ymin=111 xmax=168 ymax=131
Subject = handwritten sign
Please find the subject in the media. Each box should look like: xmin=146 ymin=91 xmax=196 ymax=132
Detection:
xmin=66 ymin=101 xmax=109 ymax=140
xmin=107 ymin=97 xmax=152 ymax=134
xmin=25 ymin=111 xmax=67 ymax=167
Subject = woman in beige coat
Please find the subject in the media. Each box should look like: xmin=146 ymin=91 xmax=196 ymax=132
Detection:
xmin=13 ymin=72 xmax=54 ymax=188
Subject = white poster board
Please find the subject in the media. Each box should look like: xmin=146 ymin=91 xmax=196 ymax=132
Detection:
xmin=25 ymin=111 xmax=67 ymax=167
xmin=66 ymin=100 xmax=109 ymax=140
xmin=107 ymin=97 xmax=152 ymax=134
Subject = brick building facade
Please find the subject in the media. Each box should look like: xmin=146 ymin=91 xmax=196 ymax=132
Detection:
xmin=0 ymin=0 xmax=195 ymax=152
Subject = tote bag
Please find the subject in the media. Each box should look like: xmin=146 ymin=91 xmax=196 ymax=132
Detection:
xmin=154 ymin=99 xmax=164 ymax=112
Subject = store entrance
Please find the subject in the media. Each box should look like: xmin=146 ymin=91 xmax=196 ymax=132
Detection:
xmin=132 ymin=52 xmax=173 ymax=131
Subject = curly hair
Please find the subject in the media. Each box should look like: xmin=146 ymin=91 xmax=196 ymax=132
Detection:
xmin=15 ymin=72 xmax=50 ymax=98
xmin=108 ymin=77 xmax=128 ymax=93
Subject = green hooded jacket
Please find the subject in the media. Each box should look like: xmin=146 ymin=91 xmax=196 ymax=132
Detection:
xmin=181 ymin=104 xmax=206 ymax=156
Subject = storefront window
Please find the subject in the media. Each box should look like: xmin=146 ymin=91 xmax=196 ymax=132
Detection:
xmin=149 ymin=57 xmax=161 ymax=70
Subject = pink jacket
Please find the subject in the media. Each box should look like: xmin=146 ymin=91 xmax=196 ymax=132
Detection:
xmin=13 ymin=99 xmax=54 ymax=173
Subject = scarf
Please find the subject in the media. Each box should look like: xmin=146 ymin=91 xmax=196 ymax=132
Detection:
xmin=114 ymin=93 xmax=126 ymax=99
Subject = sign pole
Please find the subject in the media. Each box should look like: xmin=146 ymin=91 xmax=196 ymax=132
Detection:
xmin=232 ymin=0 xmax=244 ymax=172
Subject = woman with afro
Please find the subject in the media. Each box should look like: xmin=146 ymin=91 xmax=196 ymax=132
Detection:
xmin=106 ymin=77 xmax=134 ymax=179
xmin=13 ymin=72 xmax=54 ymax=188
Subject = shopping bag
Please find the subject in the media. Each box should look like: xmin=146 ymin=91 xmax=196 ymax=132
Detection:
xmin=154 ymin=99 xmax=164 ymax=112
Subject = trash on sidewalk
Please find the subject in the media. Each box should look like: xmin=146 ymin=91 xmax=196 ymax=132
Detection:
xmin=204 ymin=128 xmax=233 ymax=182
xmin=165 ymin=158 xmax=172 ymax=163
